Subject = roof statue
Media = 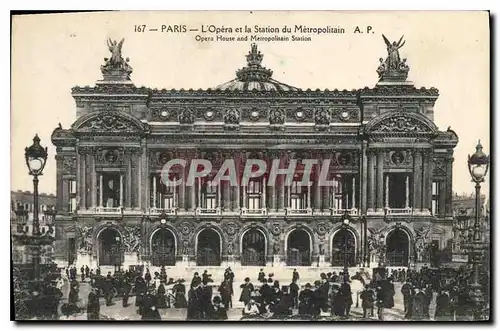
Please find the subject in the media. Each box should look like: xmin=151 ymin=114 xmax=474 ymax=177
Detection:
xmin=216 ymin=43 xmax=299 ymax=92
xmin=376 ymin=34 xmax=410 ymax=83
xmin=100 ymin=37 xmax=133 ymax=82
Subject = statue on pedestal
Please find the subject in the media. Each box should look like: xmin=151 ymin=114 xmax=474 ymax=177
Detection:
xmin=377 ymin=34 xmax=410 ymax=82
xmin=100 ymin=38 xmax=133 ymax=80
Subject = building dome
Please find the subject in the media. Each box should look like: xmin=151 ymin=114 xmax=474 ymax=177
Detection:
xmin=215 ymin=44 xmax=299 ymax=92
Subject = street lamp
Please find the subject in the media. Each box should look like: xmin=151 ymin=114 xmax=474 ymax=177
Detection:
xmin=24 ymin=134 xmax=48 ymax=280
xmin=466 ymin=140 xmax=489 ymax=320
xmin=341 ymin=211 xmax=351 ymax=282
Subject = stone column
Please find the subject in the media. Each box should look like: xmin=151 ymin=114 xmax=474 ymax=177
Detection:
xmin=79 ymin=151 xmax=87 ymax=209
xmin=152 ymin=176 xmax=157 ymax=208
xmin=187 ymin=152 xmax=196 ymax=211
xmin=223 ymin=180 xmax=230 ymax=211
xmin=445 ymin=155 xmax=454 ymax=216
xmin=90 ymin=152 xmax=97 ymax=208
xmin=439 ymin=180 xmax=446 ymax=216
xmin=119 ymin=174 xmax=124 ymax=207
xmin=422 ymin=150 xmax=432 ymax=212
xmin=126 ymin=152 xmax=132 ymax=209
xmin=360 ymin=142 xmax=368 ymax=214
xmin=321 ymin=152 xmax=331 ymax=210
xmin=99 ymin=174 xmax=103 ymax=207
xmin=178 ymin=153 xmax=185 ymax=210
xmin=405 ymin=175 xmax=410 ymax=208
xmin=376 ymin=151 xmax=384 ymax=212
xmin=413 ymin=150 xmax=422 ymax=210
xmin=137 ymin=149 xmax=143 ymax=210
xmin=385 ymin=174 xmax=389 ymax=209
xmin=367 ymin=150 xmax=376 ymax=212
xmin=314 ymin=153 xmax=322 ymax=210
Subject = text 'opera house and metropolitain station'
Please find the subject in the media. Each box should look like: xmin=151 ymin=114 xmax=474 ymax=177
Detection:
xmin=50 ymin=38 xmax=458 ymax=276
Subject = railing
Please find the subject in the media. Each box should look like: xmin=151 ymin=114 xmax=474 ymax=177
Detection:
xmin=385 ymin=207 xmax=413 ymax=215
xmin=149 ymin=207 xmax=177 ymax=215
xmin=195 ymin=207 xmax=221 ymax=216
xmin=331 ymin=208 xmax=359 ymax=216
xmin=241 ymin=252 xmax=266 ymax=266
xmin=78 ymin=206 xmax=123 ymax=214
xmin=12 ymin=223 xmax=56 ymax=238
xmin=286 ymin=208 xmax=313 ymax=216
xmin=241 ymin=208 xmax=268 ymax=216
xmin=386 ymin=252 xmax=407 ymax=267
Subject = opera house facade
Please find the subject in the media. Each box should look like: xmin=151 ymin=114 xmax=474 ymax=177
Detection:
xmin=51 ymin=39 xmax=458 ymax=274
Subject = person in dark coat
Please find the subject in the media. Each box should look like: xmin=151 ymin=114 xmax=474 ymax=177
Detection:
xmin=360 ymin=284 xmax=375 ymax=318
xmin=80 ymin=266 xmax=85 ymax=282
xmin=174 ymin=279 xmax=188 ymax=308
xmin=122 ymin=279 xmax=131 ymax=307
xmin=85 ymin=265 xmax=90 ymax=279
xmin=424 ymin=284 xmax=433 ymax=319
xmin=435 ymin=289 xmax=452 ymax=321
xmin=191 ymin=272 xmax=201 ymax=289
xmin=411 ymin=287 xmax=427 ymax=320
xmin=224 ymin=268 xmax=235 ymax=306
xmin=144 ymin=268 xmax=152 ymax=287
xmin=135 ymin=275 xmax=147 ymax=314
xmin=298 ymin=283 xmax=314 ymax=315
xmin=187 ymin=280 xmax=203 ymax=320
xmin=156 ymin=282 xmax=167 ymax=308
xmin=384 ymin=278 xmax=395 ymax=308
xmin=202 ymin=270 xmax=213 ymax=284
xmin=340 ymin=280 xmax=353 ymax=317
xmin=376 ymin=286 xmax=385 ymax=321
xmin=292 ymin=269 xmax=300 ymax=283
xmin=318 ymin=279 xmax=330 ymax=313
xmin=68 ymin=279 xmax=79 ymax=305
xmin=330 ymin=285 xmax=344 ymax=317
xmin=258 ymin=269 xmax=266 ymax=283
xmin=289 ymin=279 xmax=300 ymax=309
xmin=211 ymin=296 xmax=228 ymax=320
xmin=259 ymin=279 xmax=273 ymax=306
xmin=104 ymin=278 xmax=114 ymax=306
xmin=239 ymin=277 xmax=254 ymax=306
xmin=401 ymin=279 xmax=413 ymax=315
xmin=87 ymin=287 xmax=100 ymax=320
xmin=200 ymin=279 xmax=213 ymax=319
xmin=141 ymin=289 xmax=161 ymax=320
xmin=218 ymin=278 xmax=232 ymax=310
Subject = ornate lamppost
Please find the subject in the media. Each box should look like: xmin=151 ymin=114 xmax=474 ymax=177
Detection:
xmin=341 ymin=211 xmax=352 ymax=281
xmin=16 ymin=134 xmax=55 ymax=319
xmin=465 ymin=140 xmax=490 ymax=320
xmin=24 ymin=134 xmax=49 ymax=279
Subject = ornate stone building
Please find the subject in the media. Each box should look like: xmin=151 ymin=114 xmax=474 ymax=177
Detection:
xmin=51 ymin=38 xmax=458 ymax=271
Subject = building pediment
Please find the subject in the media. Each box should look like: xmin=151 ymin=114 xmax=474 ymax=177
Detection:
xmin=365 ymin=111 xmax=438 ymax=135
xmin=72 ymin=111 xmax=148 ymax=135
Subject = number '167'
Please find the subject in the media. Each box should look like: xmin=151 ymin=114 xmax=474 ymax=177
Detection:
xmin=134 ymin=25 xmax=146 ymax=32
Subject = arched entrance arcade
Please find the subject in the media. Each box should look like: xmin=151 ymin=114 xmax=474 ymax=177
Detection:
xmin=385 ymin=228 xmax=410 ymax=267
xmin=196 ymin=228 xmax=221 ymax=266
xmin=286 ymin=228 xmax=311 ymax=266
xmin=150 ymin=228 xmax=176 ymax=266
xmin=97 ymin=227 xmax=123 ymax=266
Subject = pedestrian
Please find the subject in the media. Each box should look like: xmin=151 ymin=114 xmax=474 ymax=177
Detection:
xmin=173 ymin=279 xmax=188 ymax=308
xmin=376 ymin=286 xmax=385 ymax=321
xmin=145 ymin=268 xmax=152 ymax=287
xmin=435 ymin=289 xmax=452 ymax=321
xmin=360 ymin=284 xmax=375 ymax=318
xmin=298 ymin=283 xmax=314 ymax=315
xmin=85 ymin=265 xmax=90 ymax=279
xmin=258 ymin=269 xmax=265 ymax=283
xmin=401 ymin=279 xmax=413 ymax=315
xmin=218 ymin=278 xmax=232 ymax=310
xmin=411 ymin=287 xmax=426 ymax=320
xmin=289 ymin=279 xmax=300 ymax=309
xmin=211 ymin=296 xmax=228 ymax=320
xmin=122 ymin=278 xmax=131 ymax=307
xmin=141 ymin=288 xmax=161 ymax=320
xmin=292 ymin=268 xmax=300 ymax=283
xmin=340 ymin=278 xmax=353 ymax=317
xmin=187 ymin=279 xmax=203 ymax=320
xmin=239 ymin=277 xmax=254 ymax=307
xmin=80 ymin=266 xmax=85 ymax=282
xmin=87 ymin=287 xmax=100 ymax=320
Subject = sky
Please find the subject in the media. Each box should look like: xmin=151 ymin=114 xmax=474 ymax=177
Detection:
xmin=11 ymin=11 xmax=490 ymax=197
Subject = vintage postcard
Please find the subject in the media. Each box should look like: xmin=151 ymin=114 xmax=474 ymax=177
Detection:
xmin=11 ymin=10 xmax=491 ymax=322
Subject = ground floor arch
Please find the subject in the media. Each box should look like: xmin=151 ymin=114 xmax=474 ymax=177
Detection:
xmin=150 ymin=228 xmax=176 ymax=266
xmin=97 ymin=227 xmax=123 ymax=266
xmin=240 ymin=227 xmax=267 ymax=266
xmin=385 ymin=228 xmax=410 ymax=267
xmin=331 ymin=228 xmax=356 ymax=267
xmin=286 ymin=228 xmax=311 ymax=266
xmin=196 ymin=228 xmax=221 ymax=266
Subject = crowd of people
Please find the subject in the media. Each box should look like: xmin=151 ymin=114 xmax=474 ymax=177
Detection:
xmin=14 ymin=262 xmax=489 ymax=321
